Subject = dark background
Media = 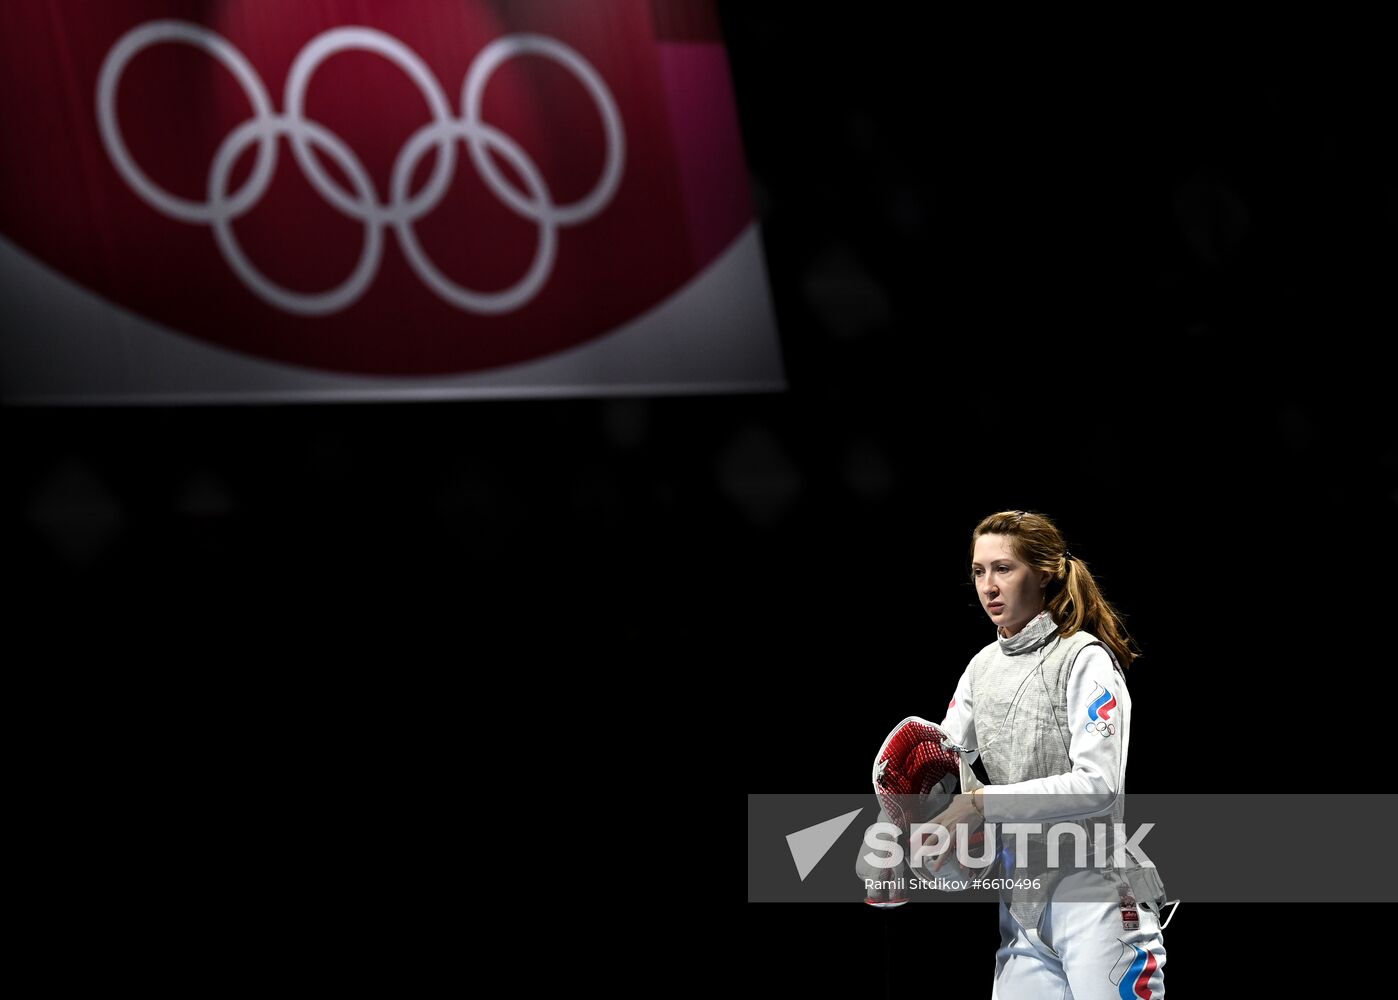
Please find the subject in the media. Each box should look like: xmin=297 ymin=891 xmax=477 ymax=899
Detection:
xmin=716 ymin=8 xmax=1394 ymax=995
xmin=4 ymin=3 xmax=1395 ymax=988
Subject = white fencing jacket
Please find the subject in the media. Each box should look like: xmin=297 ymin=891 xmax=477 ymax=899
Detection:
xmin=938 ymin=609 xmax=1167 ymax=930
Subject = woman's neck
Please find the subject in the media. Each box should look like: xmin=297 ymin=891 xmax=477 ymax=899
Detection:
xmin=1000 ymin=607 xmax=1046 ymax=639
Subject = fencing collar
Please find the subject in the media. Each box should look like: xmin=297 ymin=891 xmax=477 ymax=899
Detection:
xmin=996 ymin=608 xmax=1059 ymax=655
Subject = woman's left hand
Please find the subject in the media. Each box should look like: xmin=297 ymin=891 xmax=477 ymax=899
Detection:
xmin=925 ymin=792 xmax=985 ymax=873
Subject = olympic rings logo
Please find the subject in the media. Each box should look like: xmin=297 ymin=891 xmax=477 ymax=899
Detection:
xmin=96 ymin=20 xmax=625 ymax=316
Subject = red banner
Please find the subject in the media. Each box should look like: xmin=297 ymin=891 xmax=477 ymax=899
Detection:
xmin=0 ymin=0 xmax=783 ymax=401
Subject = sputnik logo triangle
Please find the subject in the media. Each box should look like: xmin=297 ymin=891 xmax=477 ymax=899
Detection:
xmin=786 ymin=808 xmax=866 ymax=882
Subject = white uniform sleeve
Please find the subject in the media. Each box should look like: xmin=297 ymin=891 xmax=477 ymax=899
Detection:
xmin=977 ymin=644 xmax=1127 ymax=823
xmin=938 ymin=663 xmax=978 ymax=766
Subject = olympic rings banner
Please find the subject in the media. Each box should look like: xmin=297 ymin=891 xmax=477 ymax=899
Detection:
xmin=0 ymin=1 xmax=784 ymax=403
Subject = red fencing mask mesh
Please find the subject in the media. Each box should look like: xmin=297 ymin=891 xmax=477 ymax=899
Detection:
xmin=862 ymin=716 xmax=990 ymax=906
xmin=872 ymin=716 xmax=962 ymax=832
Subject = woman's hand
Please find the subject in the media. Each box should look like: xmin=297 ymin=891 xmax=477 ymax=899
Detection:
xmin=925 ymin=790 xmax=986 ymax=873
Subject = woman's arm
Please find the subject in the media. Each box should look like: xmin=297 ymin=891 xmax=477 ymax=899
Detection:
xmin=938 ymin=662 xmax=977 ymax=761
xmin=976 ymin=644 xmax=1127 ymax=823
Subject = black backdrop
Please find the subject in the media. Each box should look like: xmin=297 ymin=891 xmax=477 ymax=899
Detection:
xmin=3 ymin=4 xmax=1395 ymax=989
xmin=718 ymin=10 xmax=1398 ymax=993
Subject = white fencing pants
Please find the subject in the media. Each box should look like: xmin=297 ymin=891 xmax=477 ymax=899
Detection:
xmin=990 ymin=872 xmax=1167 ymax=999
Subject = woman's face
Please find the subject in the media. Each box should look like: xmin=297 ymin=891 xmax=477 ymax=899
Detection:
xmin=971 ymin=533 xmax=1050 ymax=637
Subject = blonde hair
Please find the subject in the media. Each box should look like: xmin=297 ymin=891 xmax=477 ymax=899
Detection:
xmin=969 ymin=509 xmax=1142 ymax=670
